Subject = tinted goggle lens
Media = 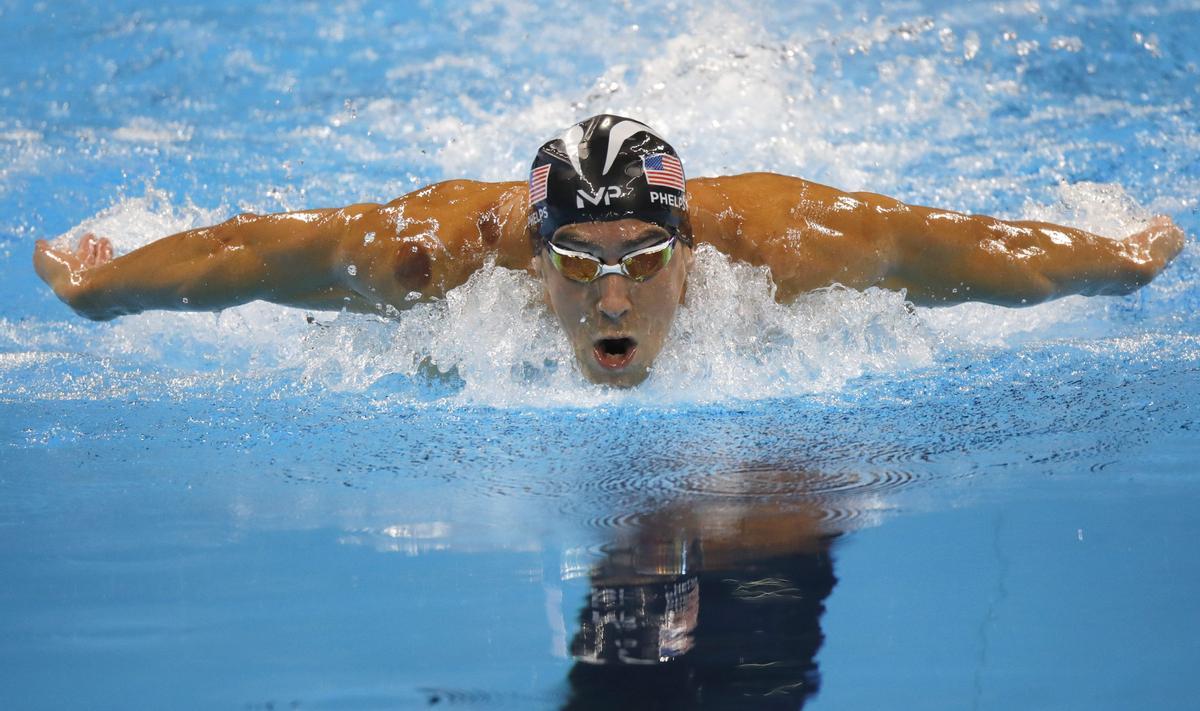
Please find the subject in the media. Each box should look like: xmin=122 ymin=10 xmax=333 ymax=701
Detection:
xmin=551 ymin=251 xmax=601 ymax=282
xmin=624 ymin=243 xmax=673 ymax=281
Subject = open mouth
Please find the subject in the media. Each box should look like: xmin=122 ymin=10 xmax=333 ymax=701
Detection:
xmin=593 ymin=337 xmax=638 ymax=370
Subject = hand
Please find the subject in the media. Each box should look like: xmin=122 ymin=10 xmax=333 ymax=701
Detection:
xmin=33 ymin=233 xmax=113 ymax=311
xmin=1127 ymin=215 xmax=1186 ymax=278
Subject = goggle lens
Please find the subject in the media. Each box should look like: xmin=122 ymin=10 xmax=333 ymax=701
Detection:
xmin=624 ymin=243 xmax=673 ymax=281
xmin=552 ymin=251 xmax=602 ymax=282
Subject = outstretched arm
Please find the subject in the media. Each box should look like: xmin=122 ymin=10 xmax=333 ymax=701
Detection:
xmin=34 ymin=207 xmax=379 ymax=320
xmin=872 ymin=204 xmax=1183 ymax=305
xmin=687 ymin=173 xmax=1186 ymax=306
xmin=34 ymin=180 xmax=530 ymax=321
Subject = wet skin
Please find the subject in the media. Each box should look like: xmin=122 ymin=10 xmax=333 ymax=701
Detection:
xmin=536 ymin=219 xmax=693 ymax=387
xmin=33 ymin=173 xmax=1187 ymax=385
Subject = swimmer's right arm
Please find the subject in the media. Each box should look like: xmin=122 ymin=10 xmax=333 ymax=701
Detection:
xmin=33 ymin=207 xmax=381 ymax=320
xmin=33 ymin=180 xmax=531 ymax=320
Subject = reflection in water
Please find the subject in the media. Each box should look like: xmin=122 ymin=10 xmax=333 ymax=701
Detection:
xmin=563 ymin=479 xmax=841 ymax=710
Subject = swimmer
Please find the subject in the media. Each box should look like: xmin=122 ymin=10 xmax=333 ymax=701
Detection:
xmin=33 ymin=113 xmax=1186 ymax=387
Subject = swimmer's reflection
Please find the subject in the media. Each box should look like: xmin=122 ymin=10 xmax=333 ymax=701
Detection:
xmin=563 ymin=494 xmax=839 ymax=710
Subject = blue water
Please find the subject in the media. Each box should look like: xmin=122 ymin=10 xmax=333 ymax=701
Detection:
xmin=2 ymin=1 xmax=1199 ymax=708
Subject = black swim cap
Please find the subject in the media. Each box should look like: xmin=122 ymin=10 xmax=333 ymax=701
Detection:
xmin=527 ymin=114 xmax=691 ymax=245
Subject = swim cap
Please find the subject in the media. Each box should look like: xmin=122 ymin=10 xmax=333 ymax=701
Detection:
xmin=527 ymin=114 xmax=692 ymax=245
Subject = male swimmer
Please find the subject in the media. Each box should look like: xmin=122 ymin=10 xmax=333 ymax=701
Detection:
xmin=34 ymin=114 xmax=1185 ymax=387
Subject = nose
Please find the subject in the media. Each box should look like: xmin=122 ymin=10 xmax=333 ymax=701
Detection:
xmin=596 ymin=274 xmax=632 ymax=322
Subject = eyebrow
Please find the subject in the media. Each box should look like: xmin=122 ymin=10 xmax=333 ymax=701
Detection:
xmin=552 ymin=227 xmax=671 ymax=254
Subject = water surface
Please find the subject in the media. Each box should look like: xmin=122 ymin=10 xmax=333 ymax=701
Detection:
xmin=1 ymin=1 xmax=1198 ymax=708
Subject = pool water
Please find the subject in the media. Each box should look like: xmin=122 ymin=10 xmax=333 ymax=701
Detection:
xmin=2 ymin=1 xmax=1198 ymax=708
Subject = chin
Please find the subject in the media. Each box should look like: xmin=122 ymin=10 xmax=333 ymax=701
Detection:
xmin=583 ymin=365 xmax=650 ymax=388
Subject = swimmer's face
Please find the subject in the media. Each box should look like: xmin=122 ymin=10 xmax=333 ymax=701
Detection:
xmin=536 ymin=218 xmax=693 ymax=388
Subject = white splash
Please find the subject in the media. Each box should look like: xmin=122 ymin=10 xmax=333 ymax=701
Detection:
xmin=1022 ymin=181 xmax=1153 ymax=238
xmin=215 ymin=246 xmax=936 ymax=407
xmin=54 ymin=187 xmax=225 ymax=252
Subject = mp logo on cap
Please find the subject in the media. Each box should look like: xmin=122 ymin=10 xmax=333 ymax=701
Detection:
xmin=576 ymin=186 xmax=628 ymax=208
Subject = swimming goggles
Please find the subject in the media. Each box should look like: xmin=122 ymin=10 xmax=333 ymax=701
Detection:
xmin=546 ymin=236 xmax=677 ymax=283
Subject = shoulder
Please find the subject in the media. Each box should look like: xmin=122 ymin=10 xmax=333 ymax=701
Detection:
xmin=340 ymin=179 xmax=530 ymax=298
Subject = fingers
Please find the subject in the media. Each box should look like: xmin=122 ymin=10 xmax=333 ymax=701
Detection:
xmin=76 ymin=232 xmax=95 ymax=261
xmin=1136 ymin=216 xmax=1185 ymax=267
xmin=72 ymin=232 xmax=114 ymax=268
xmin=1158 ymin=221 xmax=1185 ymax=263
xmin=98 ymin=237 xmax=113 ymax=264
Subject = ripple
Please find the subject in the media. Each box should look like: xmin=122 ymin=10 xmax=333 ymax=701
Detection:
xmin=677 ymin=463 xmax=923 ymax=498
xmin=813 ymin=502 xmax=877 ymax=526
xmin=555 ymin=455 xmax=928 ymax=538
xmin=581 ymin=509 xmax=646 ymax=532
xmin=862 ymin=442 xmax=933 ymax=466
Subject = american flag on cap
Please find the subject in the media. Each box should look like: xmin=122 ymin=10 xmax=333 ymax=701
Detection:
xmin=642 ymin=153 xmax=685 ymax=191
xmin=528 ymin=164 xmax=550 ymax=206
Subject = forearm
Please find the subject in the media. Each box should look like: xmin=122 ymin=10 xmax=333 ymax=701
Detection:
xmin=879 ymin=205 xmax=1178 ymax=306
xmin=64 ymin=209 xmax=361 ymax=319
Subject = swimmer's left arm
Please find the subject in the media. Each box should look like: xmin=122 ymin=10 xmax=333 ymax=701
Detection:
xmin=868 ymin=200 xmax=1186 ymax=306
xmin=687 ymin=173 xmax=1186 ymax=306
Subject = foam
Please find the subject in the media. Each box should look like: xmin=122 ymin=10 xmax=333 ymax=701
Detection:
xmin=54 ymin=187 xmax=225 ymax=251
xmin=282 ymin=246 xmax=935 ymax=407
